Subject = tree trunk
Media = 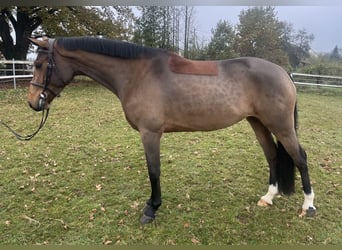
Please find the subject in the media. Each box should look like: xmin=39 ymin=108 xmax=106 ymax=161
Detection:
xmin=0 ymin=7 xmax=41 ymax=61
xmin=184 ymin=6 xmax=189 ymax=58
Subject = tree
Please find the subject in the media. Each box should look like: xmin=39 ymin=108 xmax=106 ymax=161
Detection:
xmin=96 ymin=6 xmax=136 ymax=41
xmin=36 ymin=7 xmax=134 ymax=39
xmin=170 ymin=6 xmax=181 ymax=52
xmin=133 ymin=6 xmax=189 ymax=53
xmin=133 ymin=6 xmax=159 ymax=47
xmin=0 ymin=6 xmax=135 ymax=60
xmin=206 ymin=20 xmax=237 ymax=60
xmin=330 ymin=45 xmax=341 ymax=61
xmin=134 ymin=6 xmax=174 ymax=49
xmin=0 ymin=7 xmax=41 ymax=60
xmin=183 ymin=6 xmax=192 ymax=58
xmin=234 ymin=6 xmax=289 ymax=68
xmin=280 ymin=22 xmax=314 ymax=69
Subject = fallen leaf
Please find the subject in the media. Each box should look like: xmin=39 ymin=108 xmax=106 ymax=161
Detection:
xmin=104 ymin=240 xmax=112 ymax=245
xmin=166 ymin=239 xmax=176 ymax=245
xmin=21 ymin=215 xmax=40 ymax=225
xmin=130 ymin=201 xmax=139 ymax=210
xmin=89 ymin=213 xmax=95 ymax=221
xmin=191 ymin=238 xmax=200 ymax=244
xmin=245 ymin=206 xmax=250 ymax=213
xmin=89 ymin=210 xmax=96 ymax=221
xmin=96 ymin=184 xmax=102 ymax=191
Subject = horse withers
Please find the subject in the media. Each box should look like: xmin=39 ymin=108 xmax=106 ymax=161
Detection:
xmin=27 ymin=36 xmax=316 ymax=224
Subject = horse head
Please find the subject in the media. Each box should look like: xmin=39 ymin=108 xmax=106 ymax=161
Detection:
xmin=28 ymin=37 xmax=72 ymax=111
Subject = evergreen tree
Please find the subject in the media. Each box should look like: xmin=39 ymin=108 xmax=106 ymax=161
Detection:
xmin=133 ymin=6 xmax=190 ymax=53
xmin=134 ymin=6 xmax=160 ymax=47
xmin=330 ymin=45 xmax=341 ymax=61
xmin=207 ymin=20 xmax=237 ymax=60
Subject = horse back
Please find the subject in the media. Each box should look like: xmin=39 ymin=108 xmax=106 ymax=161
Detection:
xmin=123 ymin=55 xmax=295 ymax=133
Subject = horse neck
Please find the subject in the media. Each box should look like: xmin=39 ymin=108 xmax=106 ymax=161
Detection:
xmin=59 ymin=49 xmax=135 ymax=98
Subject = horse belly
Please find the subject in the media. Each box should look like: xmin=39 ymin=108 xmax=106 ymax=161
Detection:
xmin=164 ymin=112 xmax=244 ymax=132
xmin=163 ymin=86 xmax=248 ymax=132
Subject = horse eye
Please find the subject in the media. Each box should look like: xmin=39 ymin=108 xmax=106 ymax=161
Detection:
xmin=35 ymin=63 xmax=42 ymax=69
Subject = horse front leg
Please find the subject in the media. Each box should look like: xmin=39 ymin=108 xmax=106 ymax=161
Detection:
xmin=139 ymin=130 xmax=162 ymax=224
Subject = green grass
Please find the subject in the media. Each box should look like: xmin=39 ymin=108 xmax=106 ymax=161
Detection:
xmin=0 ymin=83 xmax=341 ymax=245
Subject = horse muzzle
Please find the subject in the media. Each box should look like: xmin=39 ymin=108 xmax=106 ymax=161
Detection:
xmin=28 ymin=93 xmax=48 ymax=112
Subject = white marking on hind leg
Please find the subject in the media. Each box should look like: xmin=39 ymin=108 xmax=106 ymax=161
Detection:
xmin=299 ymin=190 xmax=316 ymax=217
xmin=302 ymin=190 xmax=315 ymax=210
xmin=258 ymin=184 xmax=278 ymax=206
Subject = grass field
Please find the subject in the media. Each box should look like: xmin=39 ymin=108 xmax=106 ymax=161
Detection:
xmin=0 ymin=83 xmax=341 ymax=245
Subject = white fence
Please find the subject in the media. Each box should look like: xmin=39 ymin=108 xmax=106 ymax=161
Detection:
xmin=0 ymin=60 xmax=33 ymax=89
xmin=292 ymin=72 xmax=342 ymax=88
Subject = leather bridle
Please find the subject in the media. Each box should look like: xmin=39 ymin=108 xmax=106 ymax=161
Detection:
xmin=30 ymin=38 xmax=61 ymax=110
xmin=0 ymin=38 xmax=60 ymax=141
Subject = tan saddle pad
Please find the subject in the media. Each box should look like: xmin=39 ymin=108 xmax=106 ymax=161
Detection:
xmin=168 ymin=52 xmax=218 ymax=76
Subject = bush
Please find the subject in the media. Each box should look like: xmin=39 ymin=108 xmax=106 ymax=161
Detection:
xmin=298 ymin=56 xmax=342 ymax=76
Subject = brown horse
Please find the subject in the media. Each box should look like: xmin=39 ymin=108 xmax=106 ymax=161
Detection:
xmin=28 ymin=36 xmax=316 ymax=224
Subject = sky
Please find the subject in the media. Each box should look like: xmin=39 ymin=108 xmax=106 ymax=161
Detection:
xmin=195 ymin=5 xmax=341 ymax=53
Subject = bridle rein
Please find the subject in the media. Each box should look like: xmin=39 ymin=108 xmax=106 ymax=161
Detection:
xmin=0 ymin=38 xmax=58 ymax=141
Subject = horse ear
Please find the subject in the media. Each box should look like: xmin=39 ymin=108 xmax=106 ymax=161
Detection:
xmin=27 ymin=37 xmax=50 ymax=49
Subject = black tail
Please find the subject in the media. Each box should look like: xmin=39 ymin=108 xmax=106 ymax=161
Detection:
xmin=275 ymin=102 xmax=298 ymax=195
xmin=276 ymin=141 xmax=295 ymax=195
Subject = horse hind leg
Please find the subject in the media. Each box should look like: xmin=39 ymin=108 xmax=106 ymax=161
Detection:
xmin=247 ymin=117 xmax=279 ymax=207
xmin=297 ymin=145 xmax=316 ymax=217
xmin=276 ymin=133 xmax=316 ymax=217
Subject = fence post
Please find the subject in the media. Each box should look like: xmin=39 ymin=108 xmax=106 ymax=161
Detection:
xmin=12 ymin=58 xmax=17 ymax=89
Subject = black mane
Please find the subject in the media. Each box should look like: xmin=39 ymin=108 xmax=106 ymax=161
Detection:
xmin=56 ymin=36 xmax=162 ymax=58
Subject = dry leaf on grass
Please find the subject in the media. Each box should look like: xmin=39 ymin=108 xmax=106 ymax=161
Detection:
xmin=104 ymin=240 xmax=112 ymax=245
xmin=95 ymin=184 xmax=102 ymax=191
xmin=191 ymin=237 xmax=200 ymax=244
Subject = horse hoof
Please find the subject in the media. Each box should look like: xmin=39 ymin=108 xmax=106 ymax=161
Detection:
xmin=306 ymin=207 xmax=316 ymax=217
xmin=257 ymin=199 xmax=271 ymax=207
xmin=299 ymin=207 xmax=316 ymax=218
xmin=140 ymin=214 xmax=155 ymax=224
